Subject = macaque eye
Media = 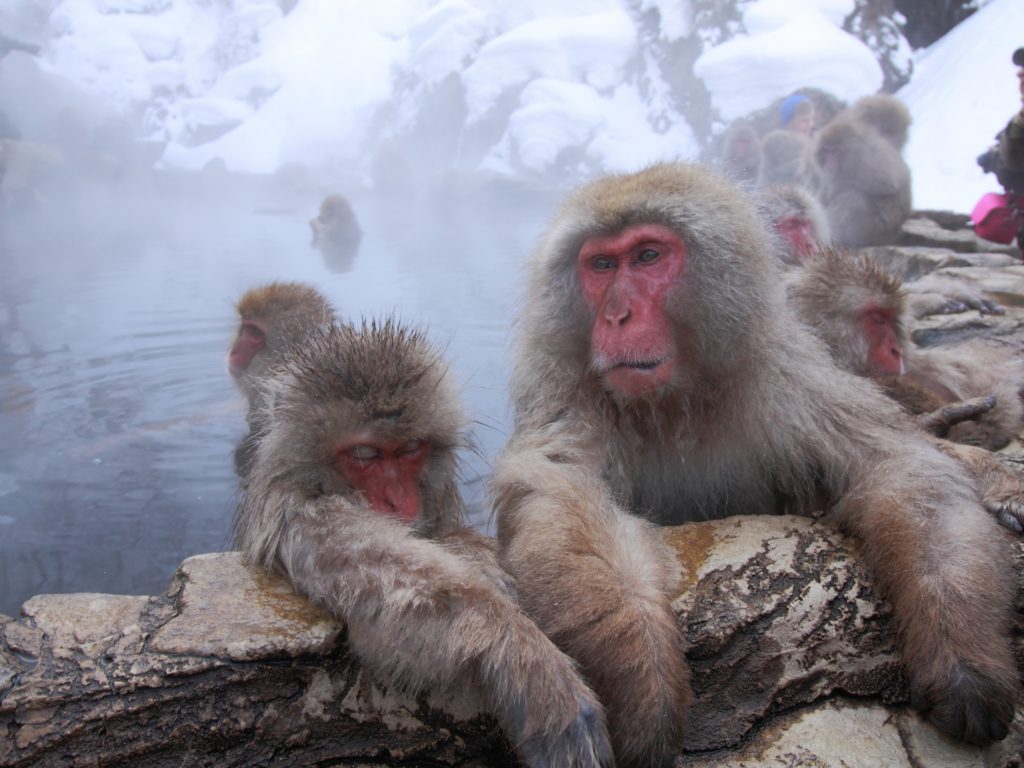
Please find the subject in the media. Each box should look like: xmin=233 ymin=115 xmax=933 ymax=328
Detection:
xmin=868 ymin=311 xmax=888 ymax=326
xmin=348 ymin=445 xmax=380 ymax=462
xmin=241 ymin=322 xmax=265 ymax=343
xmin=591 ymin=256 xmax=615 ymax=271
xmin=637 ymin=248 xmax=660 ymax=264
xmin=397 ymin=439 xmax=425 ymax=456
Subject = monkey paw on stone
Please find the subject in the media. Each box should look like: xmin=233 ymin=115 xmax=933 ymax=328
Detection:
xmin=912 ymin=660 xmax=1017 ymax=746
xmin=516 ymin=689 xmax=614 ymax=768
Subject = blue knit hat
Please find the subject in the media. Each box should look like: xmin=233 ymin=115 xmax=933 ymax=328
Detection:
xmin=779 ymin=94 xmax=811 ymax=127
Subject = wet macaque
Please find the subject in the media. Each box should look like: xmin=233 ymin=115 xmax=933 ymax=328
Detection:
xmin=492 ymin=163 xmax=1017 ymax=765
xmin=757 ymin=184 xmax=831 ymax=265
xmin=812 ymin=106 xmax=912 ymax=247
xmin=757 ymin=129 xmax=812 ymax=188
xmin=789 ymin=248 xmax=1024 ymax=450
xmin=310 ymin=193 xmax=362 ymax=272
xmin=720 ymin=122 xmax=761 ymax=188
xmin=234 ymin=319 xmax=612 ymax=768
xmin=227 ymin=282 xmax=336 ymax=474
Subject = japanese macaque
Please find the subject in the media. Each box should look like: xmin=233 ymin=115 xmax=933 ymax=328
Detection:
xmin=233 ymin=317 xmax=612 ymax=768
xmin=310 ymin=194 xmax=362 ymax=272
xmin=847 ymin=94 xmax=912 ymax=151
xmin=788 ymin=247 xmax=1024 ymax=450
xmin=227 ymin=282 xmax=337 ymax=474
xmin=812 ymin=106 xmax=912 ymax=247
xmin=719 ymin=122 xmax=761 ymax=188
xmin=756 ymin=184 xmax=831 ymax=265
xmin=757 ymin=129 xmax=812 ymax=188
xmin=491 ymin=163 xmax=1017 ymax=765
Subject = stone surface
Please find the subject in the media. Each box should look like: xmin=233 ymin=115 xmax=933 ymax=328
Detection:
xmin=149 ymin=552 xmax=342 ymax=661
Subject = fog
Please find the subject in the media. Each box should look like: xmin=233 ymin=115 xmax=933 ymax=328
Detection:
xmin=0 ymin=0 xmax=1020 ymax=614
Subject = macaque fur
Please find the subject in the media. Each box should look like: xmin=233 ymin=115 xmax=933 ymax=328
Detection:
xmin=812 ymin=95 xmax=912 ymax=247
xmin=229 ymin=299 xmax=613 ymax=768
xmin=788 ymin=248 xmax=1024 ymax=451
xmin=491 ymin=163 xmax=1017 ymax=766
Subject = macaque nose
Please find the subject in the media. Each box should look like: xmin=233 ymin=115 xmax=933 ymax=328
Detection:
xmin=602 ymin=282 xmax=633 ymax=326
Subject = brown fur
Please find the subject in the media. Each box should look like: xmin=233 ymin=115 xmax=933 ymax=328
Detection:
xmin=492 ymin=164 xmax=1018 ymax=763
xmin=812 ymin=116 xmax=912 ymax=246
xmin=233 ymin=311 xmax=613 ymax=768
xmin=228 ymin=282 xmax=337 ymax=475
xmin=790 ymin=247 xmax=1024 ymax=450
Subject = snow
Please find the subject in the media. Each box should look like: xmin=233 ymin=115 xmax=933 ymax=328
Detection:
xmin=897 ymin=0 xmax=1024 ymax=211
xmin=694 ymin=3 xmax=882 ymax=122
xmin=2 ymin=0 xmax=1021 ymax=211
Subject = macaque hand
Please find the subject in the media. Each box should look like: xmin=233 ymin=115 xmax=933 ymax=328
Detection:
xmin=911 ymin=660 xmax=1016 ymax=746
xmin=917 ymin=395 xmax=997 ymax=438
xmin=516 ymin=685 xmax=614 ymax=768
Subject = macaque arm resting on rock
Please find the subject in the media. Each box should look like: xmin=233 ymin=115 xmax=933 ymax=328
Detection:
xmin=493 ymin=431 xmax=690 ymax=768
xmin=239 ymin=487 xmax=613 ymax=768
xmin=823 ymin=437 xmax=1018 ymax=744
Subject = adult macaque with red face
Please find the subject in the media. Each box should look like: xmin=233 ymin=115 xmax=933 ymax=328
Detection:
xmin=789 ymin=247 xmax=1024 ymax=450
xmin=492 ymin=163 xmax=1018 ymax=767
xmin=233 ymin=314 xmax=612 ymax=768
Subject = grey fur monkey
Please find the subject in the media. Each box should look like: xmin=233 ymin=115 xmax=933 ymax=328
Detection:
xmin=233 ymin=312 xmax=613 ymax=768
xmin=788 ymin=247 xmax=1024 ymax=451
xmin=719 ymin=122 xmax=762 ymax=188
xmin=812 ymin=97 xmax=913 ymax=246
xmin=847 ymin=93 xmax=912 ymax=151
xmin=491 ymin=163 xmax=1017 ymax=766
xmin=756 ymin=184 xmax=831 ymax=265
xmin=758 ymin=129 xmax=812 ymax=187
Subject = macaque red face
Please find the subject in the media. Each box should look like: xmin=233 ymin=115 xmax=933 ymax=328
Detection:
xmin=860 ymin=306 xmax=903 ymax=375
xmin=228 ymin=320 xmax=267 ymax=377
xmin=774 ymin=216 xmax=817 ymax=261
xmin=577 ymin=224 xmax=686 ymax=397
xmin=336 ymin=437 xmax=430 ymax=521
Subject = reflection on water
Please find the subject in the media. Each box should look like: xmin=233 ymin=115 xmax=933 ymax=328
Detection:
xmin=0 ymin=172 xmax=560 ymax=615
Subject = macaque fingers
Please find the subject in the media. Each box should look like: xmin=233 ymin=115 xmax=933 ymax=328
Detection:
xmin=912 ymin=660 xmax=1015 ymax=745
xmin=918 ymin=394 xmax=997 ymax=437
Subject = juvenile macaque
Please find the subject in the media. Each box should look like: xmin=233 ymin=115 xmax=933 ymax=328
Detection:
xmin=848 ymin=93 xmax=912 ymax=151
xmin=812 ymin=98 xmax=912 ymax=247
xmin=756 ymin=184 xmax=831 ymax=265
xmin=492 ymin=163 xmax=1017 ymax=765
xmin=758 ymin=129 xmax=812 ymax=188
xmin=227 ymin=282 xmax=337 ymax=474
xmin=234 ymin=315 xmax=612 ymax=767
xmin=789 ymin=247 xmax=1024 ymax=450
xmin=227 ymin=282 xmax=336 ymax=409
xmin=719 ymin=122 xmax=762 ymax=188
xmin=310 ymin=193 xmax=362 ymax=272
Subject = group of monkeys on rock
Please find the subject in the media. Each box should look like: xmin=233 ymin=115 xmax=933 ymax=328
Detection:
xmin=225 ymin=161 xmax=1023 ymax=767
xmin=721 ymin=92 xmax=913 ymax=253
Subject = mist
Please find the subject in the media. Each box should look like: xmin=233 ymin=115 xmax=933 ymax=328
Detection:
xmin=0 ymin=0 xmax=1019 ymax=614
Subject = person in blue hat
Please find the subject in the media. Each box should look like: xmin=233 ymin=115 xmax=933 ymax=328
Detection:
xmin=779 ymin=93 xmax=815 ymax=136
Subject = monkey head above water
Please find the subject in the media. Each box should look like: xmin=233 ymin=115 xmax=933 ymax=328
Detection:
xmin=493 ymin=162 xmax=1018 ymax=766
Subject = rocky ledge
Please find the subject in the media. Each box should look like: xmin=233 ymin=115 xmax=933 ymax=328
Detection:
xmin=2 ymin=214 xmax=1024 ymax=767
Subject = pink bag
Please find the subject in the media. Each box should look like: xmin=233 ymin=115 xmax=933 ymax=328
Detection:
xmin=971 ymin=192 xmax=1023 ymax=244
